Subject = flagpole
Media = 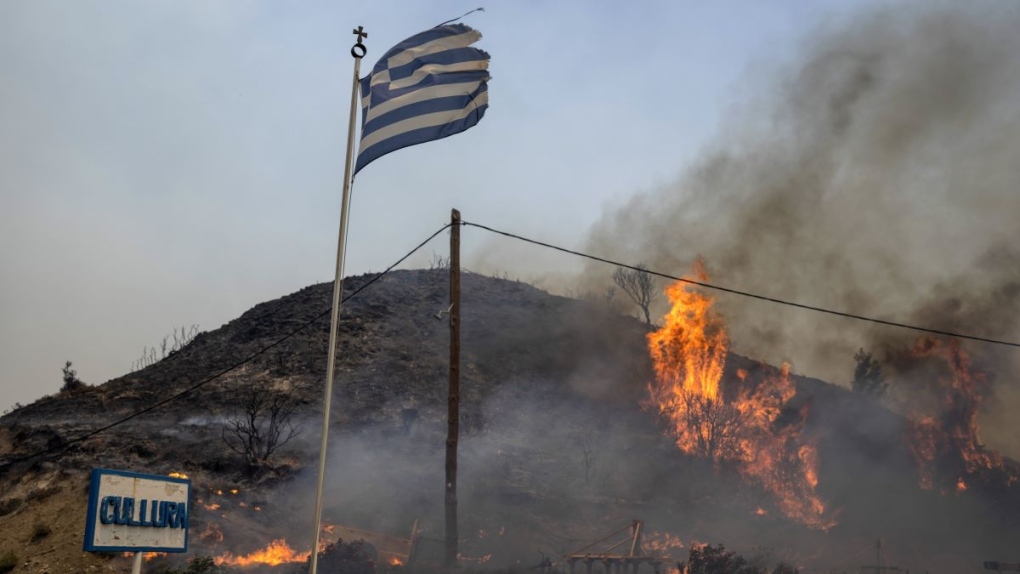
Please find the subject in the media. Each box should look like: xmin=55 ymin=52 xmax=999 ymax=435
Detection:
xmin=309 ymin=26 xmax=367 ymax=574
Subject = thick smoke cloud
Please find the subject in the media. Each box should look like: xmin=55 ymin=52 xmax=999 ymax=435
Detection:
xmin=291 ymin=380 xmax=834 ymax=570
xmin=582 ymin=3 xmax=1020 ymax=454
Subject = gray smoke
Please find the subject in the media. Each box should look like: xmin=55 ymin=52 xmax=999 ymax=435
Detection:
xmin=582 ymin=2 xmax=1020 ymax=454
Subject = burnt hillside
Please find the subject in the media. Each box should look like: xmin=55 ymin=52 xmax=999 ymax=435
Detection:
xmin=1 ymin=269 xmax=1018 ymax=573
xmin=0 ymin=269 xmax=651 ymax=462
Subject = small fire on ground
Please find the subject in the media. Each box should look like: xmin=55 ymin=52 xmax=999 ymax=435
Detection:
xmin=214 ymin=539 xmax=310 ymax=567
xmin=121 ymin=552 xmax=167 ymax=561
xmin=213 ymin=525 xmax=339 ymax=568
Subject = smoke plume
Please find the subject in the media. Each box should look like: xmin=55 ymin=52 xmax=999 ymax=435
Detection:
xmin=582 ymin=3 xmax=1020 ymax=454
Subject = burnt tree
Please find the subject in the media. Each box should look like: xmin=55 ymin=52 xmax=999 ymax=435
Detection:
xmin=222 ymin=382 xmax=302 ymax=468
xmin=613 ymin=264 xmax=658 ymax=325
xmin=678 ymin=391 xmax=744 ymax=461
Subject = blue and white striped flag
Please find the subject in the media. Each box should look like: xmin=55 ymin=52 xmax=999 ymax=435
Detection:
xmin=354 ymin=23 xmax=490 ymax=174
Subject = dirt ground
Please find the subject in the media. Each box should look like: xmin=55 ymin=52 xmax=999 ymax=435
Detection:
xmin=0 ymin=468 xmax=133 ymax=574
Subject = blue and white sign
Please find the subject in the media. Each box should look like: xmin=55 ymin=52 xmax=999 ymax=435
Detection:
xmin=83 ymin=468 xmax=190 ymax=553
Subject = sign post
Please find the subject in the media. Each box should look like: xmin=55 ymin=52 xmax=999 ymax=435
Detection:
xmin=84 ymin=468 xmax=191 ymax=570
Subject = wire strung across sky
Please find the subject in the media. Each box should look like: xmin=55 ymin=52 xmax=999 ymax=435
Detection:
xmin=0 ymin=223 xmax=453 ymax=472
xmin=459 ymin=220 xmax=1020 ymax=350
xmin=5 ymin=216 xmax=1019 ymax=470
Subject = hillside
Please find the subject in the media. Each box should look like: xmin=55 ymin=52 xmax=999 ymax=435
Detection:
xmin=1 ymin=269 xmax=1019 ymax=573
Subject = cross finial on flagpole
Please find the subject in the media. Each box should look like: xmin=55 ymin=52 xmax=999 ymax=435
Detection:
xmin=351 ymin=26 xmax=368 ymax=58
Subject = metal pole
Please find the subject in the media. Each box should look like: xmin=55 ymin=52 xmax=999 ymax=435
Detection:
xmin=309 ymin=26 xmax=366 ymax=574
xmin=445 ymin=208 xmax=462 ymax=567
xmin=131 ymin=552 xmax=143 ymax=574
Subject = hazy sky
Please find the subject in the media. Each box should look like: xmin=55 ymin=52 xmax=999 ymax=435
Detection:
xmin=0 ymin=1 xmax=871 ymax=412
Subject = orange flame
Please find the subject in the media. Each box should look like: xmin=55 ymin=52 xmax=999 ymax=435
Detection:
xmin=646 ymin=261 xmax=836 ymax=530
xmin=388 ymin=555 xmax=405 ymax=566
xmin=122 ymin=552 xmax=167 ymax=561
xmin=215 ymin=539 xmax=310 ymax=567
xmin=167 ymin=472 xmax=188 ymax=479
xmin=904 ymin=337 xmax=1003 ymax=492
xmin=121 ymin=552 xmax=167 ymax=561
xmin=647 ymin=262 xmax=727 ymax=405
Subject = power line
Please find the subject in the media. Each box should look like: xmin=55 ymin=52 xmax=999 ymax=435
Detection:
xmin=460 ymin=220 xmax=1020 ymax=350
xmin=7 ymin=216 xmax=1019 ymax=470
xmin=0 ymin=223 xmax=453 ymax=471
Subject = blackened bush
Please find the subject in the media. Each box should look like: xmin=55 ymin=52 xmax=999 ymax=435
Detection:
xmin=0 ymin=498 xmax=22 ymax=517
xmin=30 ymin=522 xmax=51 ymax=542
xmin=309 ymin=539 xmax=375 ymax=574
xmin=61 ymin=361 xmax=87 ymax=392
xmin=684 ymin=544 xmax=755 ymax=574
xmin=0 ymin=550 xmax=18 ymax=574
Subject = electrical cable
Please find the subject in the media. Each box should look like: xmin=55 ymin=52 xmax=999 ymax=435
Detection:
xmin=460 ymin=220 xmax=1020 ymax=349
xmin=8 ymin=215 xmax=1018 ymax=470
xmin=0 ymin=223 xmax=453 ymax=471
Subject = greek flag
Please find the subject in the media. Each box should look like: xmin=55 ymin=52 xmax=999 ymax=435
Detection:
xmin=354 ymin=23 xmax=490 ymax=174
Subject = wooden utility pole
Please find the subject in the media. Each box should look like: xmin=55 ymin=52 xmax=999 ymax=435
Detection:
xmin=445 ymin=208 xmax=462 ymax=568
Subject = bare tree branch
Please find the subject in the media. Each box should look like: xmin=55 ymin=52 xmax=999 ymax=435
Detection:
xmin=131 ymin=324 xmax=200 ymax=371
xmin=222 ymin=382 xmax=302 ymax=469
xmin=573 ymin=428 xmax=599 ymax=485
xmin=612 ymin=264 xmax=658 ymax=325
xmin=677 ymin=391 xmax=743 ymax=461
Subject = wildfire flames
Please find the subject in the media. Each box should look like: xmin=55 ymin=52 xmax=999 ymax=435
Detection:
xmin=646 ymin=261 xmax=836 ymax=530
xmin=214 ymin=539 xmax=310 ymax=567
xmin=904 ymin=337 xmax=1004 ymax=492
